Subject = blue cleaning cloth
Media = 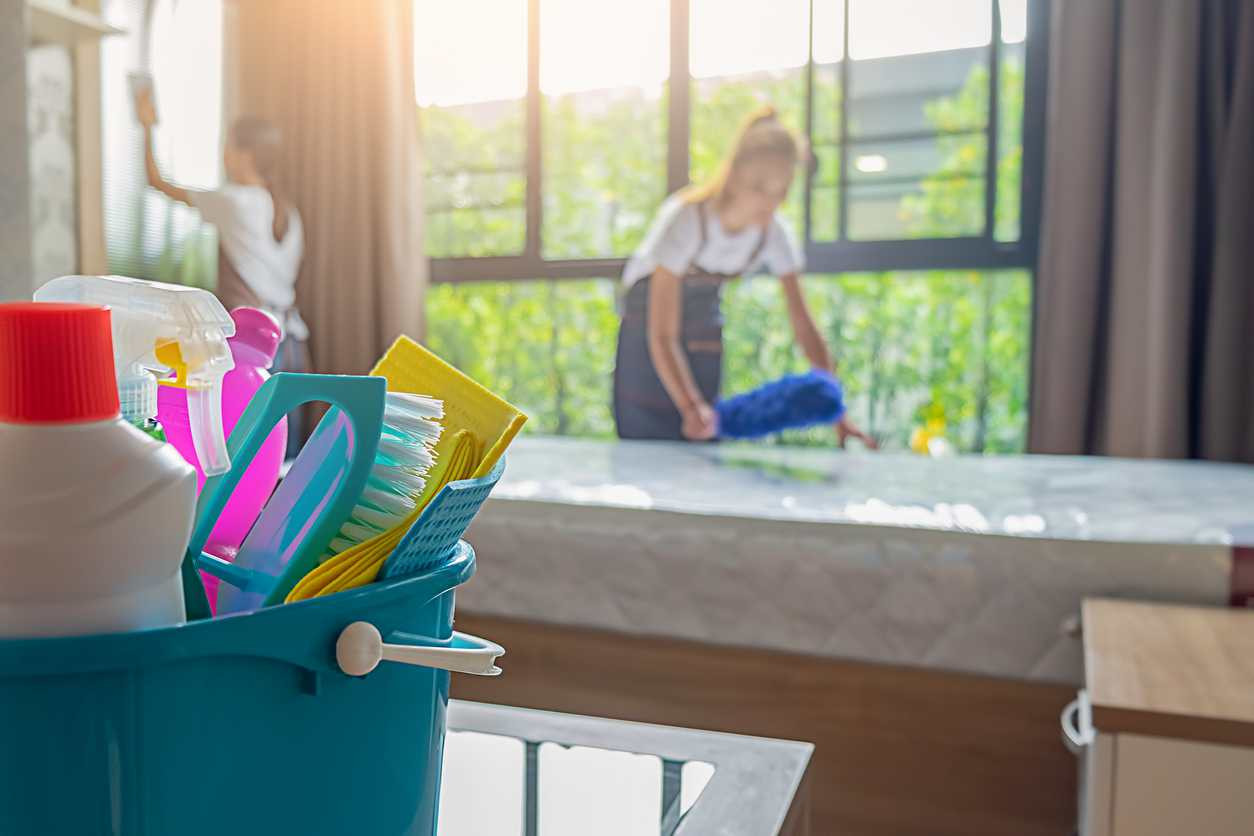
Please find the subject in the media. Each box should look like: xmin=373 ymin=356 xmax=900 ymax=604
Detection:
xmin=716 ymin=371 xmax=846 ymax=439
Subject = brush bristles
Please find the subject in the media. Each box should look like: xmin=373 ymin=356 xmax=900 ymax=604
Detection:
xmin=386 ymin=392 xmax=444 ymax=420
xmin=326 ymin=392 xmax=445 ymax=560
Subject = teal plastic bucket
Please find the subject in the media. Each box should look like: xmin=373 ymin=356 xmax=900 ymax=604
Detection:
xmin=0 ymin=541 xmax=493 ymax=836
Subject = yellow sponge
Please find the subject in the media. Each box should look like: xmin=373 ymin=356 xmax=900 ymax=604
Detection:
xmin=286 ymin=341 xmax=525 ymax=603
xmin=370 ymin=336 xmax=526 ymax=478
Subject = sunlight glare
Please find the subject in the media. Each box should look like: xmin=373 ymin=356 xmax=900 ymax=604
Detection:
xmin=849 ymin=0 xmax=989 ymax=59
xmin=999 ymin=0 xmax=1028 ymax=43
xmin=690 ymin=0 xmax=808 ymax=78
xmin=540 ymin=0 xmax=669 ymax=95
xmin=150 ymin=0 xmax=222 ymax=188
xmin=415 ymin=0 xmax=526 ymax=106
xmin=415 ymin=0 xmax=1029 ymax=105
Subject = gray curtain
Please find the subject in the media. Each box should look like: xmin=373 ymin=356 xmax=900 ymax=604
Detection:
xmin=1029 ymin=0 xmax=1254 ymax=461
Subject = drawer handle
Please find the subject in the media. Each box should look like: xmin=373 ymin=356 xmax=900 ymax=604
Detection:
xmin=1060 ymin=698 xmax=1092 ymax=754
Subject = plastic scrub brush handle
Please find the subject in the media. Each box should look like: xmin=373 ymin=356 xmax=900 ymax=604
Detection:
xmin=715 ymin=370 xmax=846 ymax=440
xmin=186 ymin=373 xmax=385 ymax=618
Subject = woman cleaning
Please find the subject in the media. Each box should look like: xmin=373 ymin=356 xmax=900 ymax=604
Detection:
xmin=134 ymin=88 xmax=309 ymax=380
xmin=614 ymin=106 xmax=877 ymax=446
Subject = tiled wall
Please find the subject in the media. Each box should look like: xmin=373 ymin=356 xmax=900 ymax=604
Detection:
xmin=0 ymin=0 xmax=33 ymax=299
xmin=27 ymin=44 xmax=79 ymax=285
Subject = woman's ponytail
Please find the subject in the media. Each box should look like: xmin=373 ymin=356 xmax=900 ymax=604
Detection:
xmin=678 ymin=104 xmax=800 ymax=206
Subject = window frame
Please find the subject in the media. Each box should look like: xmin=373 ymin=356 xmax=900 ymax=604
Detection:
xmin=427 ymin=0 xmax=1050 ymax=283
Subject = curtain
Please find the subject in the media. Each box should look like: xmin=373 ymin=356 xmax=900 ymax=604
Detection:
xmin=1029 ymin=0 xmax=1254 ymax=462
xmin=229 ymin=0 xmax=425 ymax=375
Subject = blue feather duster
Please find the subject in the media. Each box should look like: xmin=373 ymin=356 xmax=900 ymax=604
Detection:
xmin=716 ymin=371 xmax=846 ymax=439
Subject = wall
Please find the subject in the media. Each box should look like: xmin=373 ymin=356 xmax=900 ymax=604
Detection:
xmin=0 ymin=0 xmax=34 ymax=300
xmin=27 ymin=43 xmax=79 ymax=285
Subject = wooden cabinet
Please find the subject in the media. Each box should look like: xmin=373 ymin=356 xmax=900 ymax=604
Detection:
xmin=1073 ymin=600 xmax=1254 ymax=836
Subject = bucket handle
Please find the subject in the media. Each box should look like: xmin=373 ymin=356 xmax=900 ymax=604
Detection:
xmin=335 ymin=621 xmax=504 ymax=677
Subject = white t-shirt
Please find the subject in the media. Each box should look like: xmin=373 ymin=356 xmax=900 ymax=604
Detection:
xmin=189 ymin=184 xmax=307 ymax=339
xmin=622 ymin=195 xmax=804 ymax=288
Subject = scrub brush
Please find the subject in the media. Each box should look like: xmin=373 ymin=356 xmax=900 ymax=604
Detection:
xmin=285 ymin=429 xmax=480 ymax=602
xmin=324 ymin=392 xmax=444 ymax=556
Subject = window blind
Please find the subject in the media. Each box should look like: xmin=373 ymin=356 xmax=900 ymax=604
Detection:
xmin=100 ymin=0 xmax=223 ymax=289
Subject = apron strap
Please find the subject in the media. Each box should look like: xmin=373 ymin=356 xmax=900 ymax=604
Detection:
xmin=739 ymin=222 xmax=770 ymax=276
xmin=689 ymin=200 xmax=770 ymax=281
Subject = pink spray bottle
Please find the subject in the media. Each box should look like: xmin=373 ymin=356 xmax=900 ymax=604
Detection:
xmin=157 ymin=307 xmax=287 ymax=611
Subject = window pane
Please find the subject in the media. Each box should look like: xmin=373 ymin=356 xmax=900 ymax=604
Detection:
xmin=848 ymin=134 xmax=986 ymax=184
xmin=1000 ymin=0 xmax=1029 ymax=44
xmin=722 ymin=271 xmax=1030 ymax=452
xmin=849 ymin=134 xmax=987 ymax=239
xmin=426 ymin=272 xmax=1029 ymax=454
xmin=542 ymin=0 xmax=668 ymax=260
xmin=841 ymin=0 xmax=994 ymax=240
xmin=848 ymin=48 xmax=988 ymax=137
xmin=425 ymin=280 xmax=618 ymax=437
xmin=691 ymin=0 xmax=809 ymax=79
xmin=995 ymin=38 xmax=1026 ymax=241
xmin=690 ymin=0 xmax=808 ymax=242
xmin=101 ymin=0 xmax=220 ymax=288
xmin=416 ymin=0 xmax=526 ymax=258
xmin=810 ymin=145 xmax=841 ymax=242
xmin=423 ymin=108 xmax=526 ymax=258
xmin=808 ymin=1 xmax=845 ymax=244
xmin=848 ymin=0 xmax=991 ymax=60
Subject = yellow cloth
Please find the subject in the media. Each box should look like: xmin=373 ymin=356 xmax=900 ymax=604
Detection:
xmin=285 ymin=339 xmax=526 ymax=602
xmin=370 ymin=336 xmax=526 ymax=478
xmin=285 ymin=430 xmax=478 ymax=602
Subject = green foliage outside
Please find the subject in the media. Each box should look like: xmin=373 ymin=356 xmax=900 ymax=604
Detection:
xmin=422 ymin=54 xmax=1030 ymax=452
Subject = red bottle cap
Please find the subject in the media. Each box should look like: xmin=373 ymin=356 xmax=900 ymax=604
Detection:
xmin=0 ymin=303 xmax=120 ymax=424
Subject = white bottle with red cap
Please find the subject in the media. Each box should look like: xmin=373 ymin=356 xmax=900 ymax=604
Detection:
xmin=0 ymin=302 xmax=197 ymax=637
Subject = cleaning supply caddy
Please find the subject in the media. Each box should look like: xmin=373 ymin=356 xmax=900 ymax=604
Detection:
xmin=0 ymin=302 xmax=196 ymax=636
xmin=0 ymin=541 xmax=500 ymax=835
xmin=0 ymin=283 xmax=525 ymax=834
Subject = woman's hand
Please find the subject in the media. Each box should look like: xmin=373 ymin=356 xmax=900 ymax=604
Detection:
xmin=836 ymin=415 xmax=878 ymax=450
xmin=135 ymin=88 xmax=158 ymax=128
xmin=681 ymin=402 xmax=719 ymax=441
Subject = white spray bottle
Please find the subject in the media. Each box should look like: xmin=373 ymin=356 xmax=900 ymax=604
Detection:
xmin=0 ymin=302 xmax=197 ymax=636
xmin=35 ymin=275 xmax=236 ymax=475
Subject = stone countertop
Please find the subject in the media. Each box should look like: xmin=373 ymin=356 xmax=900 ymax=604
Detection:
xmin=491 ymin=437 xmax=1254 ymax=545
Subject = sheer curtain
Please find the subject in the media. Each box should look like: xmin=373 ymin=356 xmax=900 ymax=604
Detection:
xmin=100 ymin=0 xmax=224 ymax=289
xmin=227 ymin=0 xmax=426 ymax=375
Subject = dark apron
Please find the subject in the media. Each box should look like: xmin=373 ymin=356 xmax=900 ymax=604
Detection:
xmin=613 ymin=201 xmax=767 ymax=440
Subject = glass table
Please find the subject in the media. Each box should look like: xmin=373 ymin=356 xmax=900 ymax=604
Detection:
xmin=440 ymin=701 xmax=813 ymax=835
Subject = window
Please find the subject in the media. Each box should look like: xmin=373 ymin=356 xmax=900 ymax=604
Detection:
xmin=100 ymin=0 xmax=223 ymax=288
xmin=689 ymin=0 xmax=809 ymax=237
xmin=540 ymin=0 xmax=669 ymax=259
xmin=416 ymin=0 xmax=526 ymax=258
xmin=417 ymin=0 xmax=1047 ymax=451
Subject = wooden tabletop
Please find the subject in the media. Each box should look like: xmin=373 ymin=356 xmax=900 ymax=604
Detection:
xmin=1083 ymin=598 xmax=1254 ymax=746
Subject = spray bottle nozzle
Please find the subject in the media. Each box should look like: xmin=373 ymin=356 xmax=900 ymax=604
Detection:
xmin=34 ymin=276 xmax=236 ymax=475
xmin=153 ymin=339 xmax=233 ymax=475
